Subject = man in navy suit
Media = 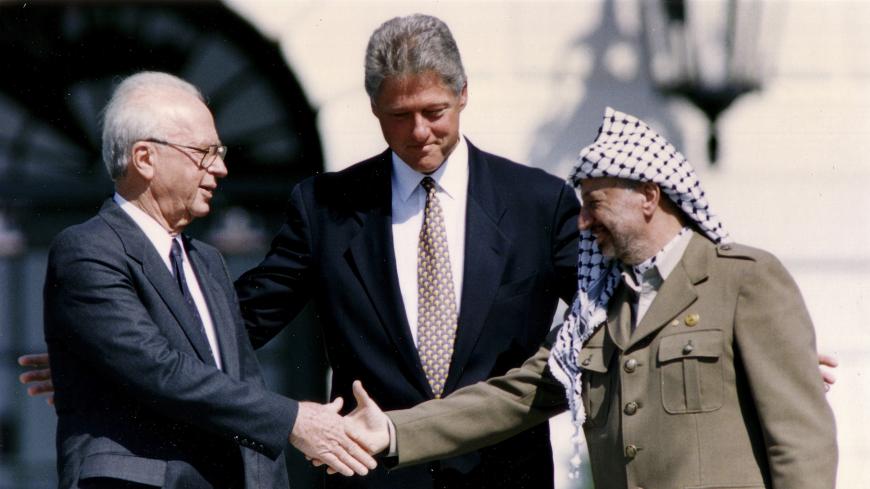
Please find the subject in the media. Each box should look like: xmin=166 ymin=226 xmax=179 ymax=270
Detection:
xmin=42 ymin=71 xmax=374 ymax=489
xmin=234 ymin=14 xmax=579 ymax=489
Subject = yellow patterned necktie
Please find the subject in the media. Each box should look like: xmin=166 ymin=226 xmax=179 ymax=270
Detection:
xmin=417 ymin=176 xmax=458 ymax=398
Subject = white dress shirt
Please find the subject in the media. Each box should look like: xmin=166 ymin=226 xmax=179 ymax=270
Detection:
xmin=391 ymin=136 xmax=469 ymax=347
xmin=114 ymin=193 xmax=224 ymax=370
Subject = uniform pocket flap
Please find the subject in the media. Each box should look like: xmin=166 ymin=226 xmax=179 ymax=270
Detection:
xmin=80 ymin=453 xmax=167 ymax=486
xmin=658 ymin=330 xmax=723 ymax=363
xmin=578 ymin=345 xmax=614 ymax=373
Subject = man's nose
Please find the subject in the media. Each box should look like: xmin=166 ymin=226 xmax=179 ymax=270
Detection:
xmin=411 ymin=113 xmax=430 ymax=142
xmin=209 ymin=154 xmax=228 ymax=178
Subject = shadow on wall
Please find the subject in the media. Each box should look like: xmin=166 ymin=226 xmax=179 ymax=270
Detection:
xmin=529 ymin=0 xmax=681 ymax=179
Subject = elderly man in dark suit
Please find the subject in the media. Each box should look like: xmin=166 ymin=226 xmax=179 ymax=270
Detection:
xmin=42 ymin=71 xmax=374 ymax=489
xmin=344 ymin=108 xmax=838 ymax=489
xmin=234 ymin=14 xmax=579 ymax=489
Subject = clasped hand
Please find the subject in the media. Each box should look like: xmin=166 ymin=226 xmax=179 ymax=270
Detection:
xmin=17 ymin=354 xmax=387 ymax=477
xmin=306 ymin=380 xmax=391 ymax=475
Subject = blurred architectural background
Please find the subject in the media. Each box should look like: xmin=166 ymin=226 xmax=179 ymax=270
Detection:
xmin=1 ymin=1 xmax=867 ymax=488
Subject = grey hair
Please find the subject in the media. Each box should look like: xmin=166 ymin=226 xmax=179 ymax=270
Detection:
xmin=364 ymin=14 xmax=466 ymax=103
xmin=101 ymin=71 xmax=204 ymax=180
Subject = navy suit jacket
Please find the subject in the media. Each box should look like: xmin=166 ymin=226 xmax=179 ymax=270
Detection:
xmin=44 ymin=200 xmax=295 ymax=489
xmin=236 ymin=141 xmax=579 ymax=489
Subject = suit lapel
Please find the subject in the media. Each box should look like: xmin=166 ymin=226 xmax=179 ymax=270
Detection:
xmin=186 ymin=240 xmax=241 ymax=378
xmin=627 ymin=233 xmax=710 ymax=349
xmin=444 ymin=143 xmax=509 ymax=393
xmin=98 ymin=200 xmax=217 ymax=367
xmin=344 ymin=153 xmax=431 ymax=395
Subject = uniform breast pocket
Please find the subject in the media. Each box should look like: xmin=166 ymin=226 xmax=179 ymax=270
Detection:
xmin=658 ymin=330 xmax=724 ymax=414
xmin=579 ymin=345 xmax=615 ymax=428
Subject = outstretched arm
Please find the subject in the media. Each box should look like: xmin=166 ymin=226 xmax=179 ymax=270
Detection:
xmin=385 ymin=336 xmax=566 ymax=467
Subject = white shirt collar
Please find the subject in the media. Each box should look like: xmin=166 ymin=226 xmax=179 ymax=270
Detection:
xmin=113 ymin=193 xmax=176 ymax=271
xmin=391 ymin=136 xmax=469 ymax=202
xmin=653 ymin=227 xmax=693 ymax=281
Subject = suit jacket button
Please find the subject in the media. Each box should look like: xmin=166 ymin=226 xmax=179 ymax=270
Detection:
xmin=624 ymin=401 xmax=638 ymax=415
xmin=625 ymin=444 xmax=638 ymax=459
xmin=624 ymin=358 xmax=637 ymax=373
xmin=682 ymin=343 xmax=694 ymax=355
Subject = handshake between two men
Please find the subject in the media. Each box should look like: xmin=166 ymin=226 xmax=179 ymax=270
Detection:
xmin=18 ymin=355 xmax=386 ymax=479
xmin=308 ymin=381 xmax=391 ymax=475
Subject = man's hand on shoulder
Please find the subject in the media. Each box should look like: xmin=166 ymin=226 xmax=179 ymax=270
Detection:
xmin=818 ymin=353 xmax=838 ymax=391
xmin=18 ymin=353 xmax=54 ymax=405
xmin=289 ymin=397 xmax=378 ymax=476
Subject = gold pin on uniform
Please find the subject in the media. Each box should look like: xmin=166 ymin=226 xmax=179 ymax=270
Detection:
xmin=685 ymin=313 xmax=700 ymax=327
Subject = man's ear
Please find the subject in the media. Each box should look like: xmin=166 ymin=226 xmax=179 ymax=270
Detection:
xmin=457 ymin=82 xmax=468 ymax=111
xmin=639 ymin=181 xmax=661 ymax=217
xmin=129 ymin=141 xmax=156 ymax=180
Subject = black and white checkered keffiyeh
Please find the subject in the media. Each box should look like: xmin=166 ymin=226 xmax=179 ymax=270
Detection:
xmin=548 ymin=107 xmax=731 ymax=478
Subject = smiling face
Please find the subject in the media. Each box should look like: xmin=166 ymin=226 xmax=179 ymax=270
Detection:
xmin=144 ymin=89 xmax=227 ymax=232
xmin=578 ymin=177 xmax=649 ymax=264
xmin=371 ymin=71 xmax=467 ymax=174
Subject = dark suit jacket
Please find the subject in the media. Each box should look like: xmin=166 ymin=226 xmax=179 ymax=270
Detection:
xmin=389 ymin=234 xmax=838 ymax=489
xmin=44 ymin=200 xmax=296 ymax=489
xmin=236 ymin=141 xmax=580 ymax=489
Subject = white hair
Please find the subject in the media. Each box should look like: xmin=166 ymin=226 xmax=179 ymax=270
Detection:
xmin=101 ymin=71 xmax=204 ymax=180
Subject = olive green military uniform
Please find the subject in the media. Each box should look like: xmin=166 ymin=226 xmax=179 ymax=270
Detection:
xmin=389 ymin=233 xmax=837 ymax=489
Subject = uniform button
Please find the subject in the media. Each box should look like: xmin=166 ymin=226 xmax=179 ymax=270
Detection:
xmin=625 ymin=444 xmax=638 ymax=459
xmin=624 ymin=358 xmax=637 ymax=373
xmin=682 ymin=343 xmax=694 ymax=355
xmin=624 ymin=401 xmax=638 ymax=415
xmin=582 ymin=357 xmax=592 ymax=366
xmin=720 ymin=243 xmax=732 ymax=251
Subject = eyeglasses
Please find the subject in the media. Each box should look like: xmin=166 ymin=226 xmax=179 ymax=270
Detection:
xmin=144 ymin=138 xmax=228 ymax=170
